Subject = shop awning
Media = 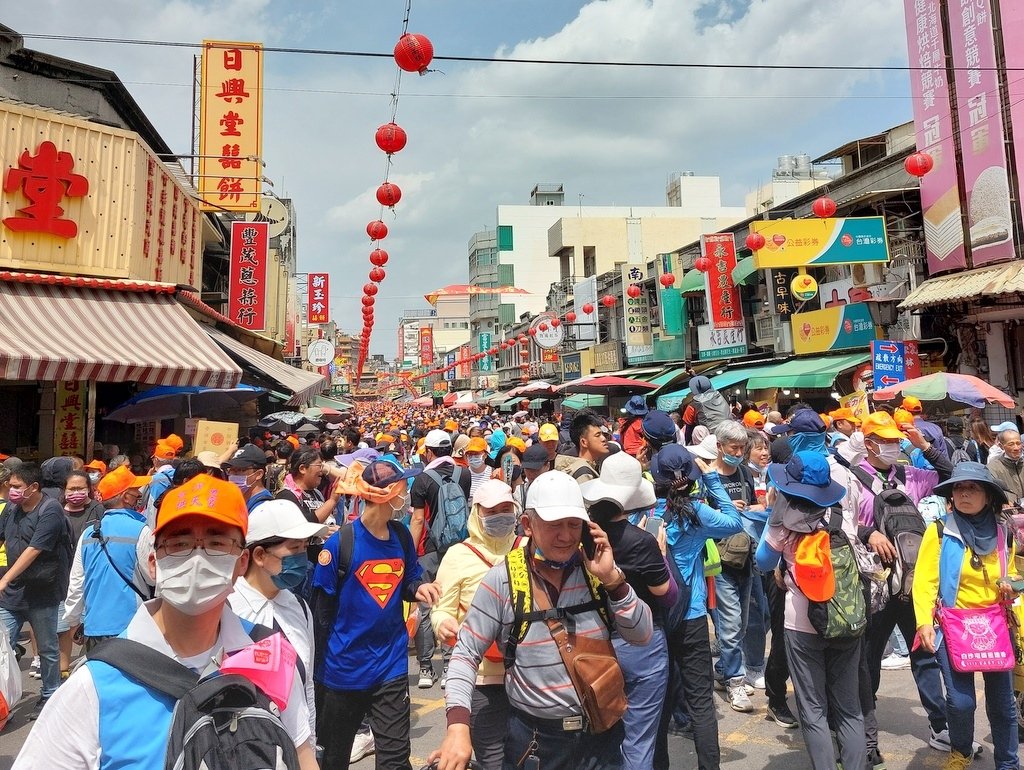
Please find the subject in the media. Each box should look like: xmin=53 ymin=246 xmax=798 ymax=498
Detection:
xmin=900 ymin=262 xmax=1024 ymax=311
xmin=655 ymin=366 xmax=770 ymax=411
xmin=498 ymin=396 xmax=522 ymax=412
xmin=561 ymin=394 xmax=606 ymax=410
xmin=743 ymin=352 xmax=869 ymax=390
xmin=732 ymin=256 xmax=758 ymax=286
xmin=528 ymin=397 xmax=552 ymax=409
xmin=0 ymin=279 xmax=241 ymax=387
xmin=315 ymin=395 xmax=354 ymax=412
xmin=680 ymin=268 xmax=705 ymax=295
xmin=204 ymin=327 xmax=326 ymax=406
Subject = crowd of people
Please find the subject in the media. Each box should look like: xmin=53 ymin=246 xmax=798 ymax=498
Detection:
xmin=2 ymin=375 xmax=1024 ymax=770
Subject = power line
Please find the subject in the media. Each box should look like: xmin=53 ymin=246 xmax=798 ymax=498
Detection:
xmin=17 ymin=32 xmax=1024 ymax=73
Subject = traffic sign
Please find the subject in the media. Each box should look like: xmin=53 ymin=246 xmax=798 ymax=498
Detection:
xmin=871 ymin=340 xmax=906 ymax=390
xmin=307 ymin=339 xmax=336 ymax=367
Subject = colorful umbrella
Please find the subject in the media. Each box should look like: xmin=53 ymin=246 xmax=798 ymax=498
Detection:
xmin=872 ymin=372 xmax=1015 ymax=409
xmin=507 ymin=380 xmax=557 ymax=397
xmin=105 ymin=384 xmax=265 ymax=423
xmin=424 ymin=284 xmax=530 ymax=306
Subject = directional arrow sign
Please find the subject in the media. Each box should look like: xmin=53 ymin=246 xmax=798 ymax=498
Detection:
xmin=879 ymin=375 xmax=901 ymax=386
xmin=877 ymin=343 xmax=899 ymax=354
xmin=871 ymin=340 xmax=906 ymax=391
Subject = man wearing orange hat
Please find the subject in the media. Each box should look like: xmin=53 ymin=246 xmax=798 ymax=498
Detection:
xmin=900 ymin=397 xmax=949 ymax=460
xmin=15 ymin=474 xmax=319 ymax=769
xmin=143 ymin=441 xmax=178 ymax=525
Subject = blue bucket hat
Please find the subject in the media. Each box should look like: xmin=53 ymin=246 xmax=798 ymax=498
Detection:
xmin=624 ymin=395 xmax=649 ymax=417
xmin=768 ymin=408 xmax=826 ymax=436
xmin=650 ymin=444 xmax=702 ymax=485
xmin=932 ymin=461 xmax=1009 ymax=503
xmin=767 ymin=450 xmax=845 ymax=507
xmin=641 ymin=410 xmax=677 ymax=445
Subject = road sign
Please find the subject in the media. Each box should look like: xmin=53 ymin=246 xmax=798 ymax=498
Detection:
xmin=871 ymin=340 xmax=906 ymax=389
xmin=307 ymin=339 xmax=336 ymax=367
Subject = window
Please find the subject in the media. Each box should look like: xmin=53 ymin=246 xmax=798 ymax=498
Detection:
xmin=499 ymin=303 xmax=516 ymax=326
xmin=497 ymin=225 xmax=514 ymax=251
xmin=497 ymin=263 xmax=515 ymax=286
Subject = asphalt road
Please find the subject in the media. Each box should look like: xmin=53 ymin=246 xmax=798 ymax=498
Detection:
xmin=0 ymin=652 xmax=995 ymax=769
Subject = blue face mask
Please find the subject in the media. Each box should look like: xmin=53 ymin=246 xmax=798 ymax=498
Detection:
xmin=789 ymin=432 xmax=827 ymax=456
xmin=270 ymin=553 xmax=308 ymax=591
xmin=533 ymin=546 xmax=580 ymax=571
xmin=721 ymin=452 xmax=744 ymax=468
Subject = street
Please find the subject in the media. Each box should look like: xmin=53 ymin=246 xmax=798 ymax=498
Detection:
xmin=0 ymin=652 xmax=976 ymax=769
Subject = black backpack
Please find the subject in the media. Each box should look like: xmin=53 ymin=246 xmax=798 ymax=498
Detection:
xmin=88 ymin=630 xmax=300 ymax=770
xmin=852 ymin=465 xmax=926 ymax=602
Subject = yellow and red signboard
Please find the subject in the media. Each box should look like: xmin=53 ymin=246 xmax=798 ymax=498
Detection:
xmin=199 ymin=40 xmax=263 ymax=211
xmin=53 ymin=381 xmax=85 ymax=457
xmin=750 ymin=217 xmax=890 ymax=269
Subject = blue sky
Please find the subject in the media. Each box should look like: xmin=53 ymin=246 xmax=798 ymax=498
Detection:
xmin=3 ymin=0 xmax=913 ymax=358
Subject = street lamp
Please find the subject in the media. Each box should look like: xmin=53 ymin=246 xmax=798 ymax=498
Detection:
xmin=863 ymin=296 xmax=901 ymax=336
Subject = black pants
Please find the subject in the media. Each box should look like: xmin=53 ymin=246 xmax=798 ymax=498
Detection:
xmin=657 ymin=617 xmax=721 ymax=770
xmin=319 ymin=675 xmax=412 ymax=770
xmin=503 ymin=708 xmax=624 ymax=770
xmin=472 ymin=685 xmax=510 ymax=770
xmin=762 ymin=573 xmax=792 ymax=711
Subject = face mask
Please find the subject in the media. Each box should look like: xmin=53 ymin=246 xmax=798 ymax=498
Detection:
xmin=228 ymin=474 xmax=251 ymax=493
xmin=468 ymin=456 xmax=486 ymax=470
xmin=481 ymin=513 xmax=517 ymax=538
xmin=533 ymin=546 xmax=580 ymax=571
xmin=721 ymin=452 xmax=744 ymax=468
xmin=155 ymin=550 xmax=238 ymax=616
xmin=870 ymin=441 xmax=902 ymax=465
xmin=65 ymin=490 xmax=89 ymax=507
xmin=7 ymin=488 xmax=25 ymax=504
xmin=88 ymin=472 xmax=101 ymax=485
xmin=269 ymin=552 xmax=308 ymax=591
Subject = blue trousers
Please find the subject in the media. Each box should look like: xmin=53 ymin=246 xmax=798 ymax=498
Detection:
xmin=1 ymin=604 xmax=60 ymax=698
xmin=713 ymin=565 xmax=752 ymax=682
xmin=613 ymin=627 xmax=668 ymax=770
xmin=936 ymin=638 xmax=1018 ymax=769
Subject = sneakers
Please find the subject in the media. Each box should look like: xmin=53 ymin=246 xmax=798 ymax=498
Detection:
xmin=867 ymin=747 xmax=887 ymax=770
xmin=27 ymin=696 xmax=48 ymax=721
xmin=766 ymin=703 xmax=798 ymax=729
xmin=727 ymin=677 xmax=754 ymax=712
xmin=880 ymin=653 xmax=910 ymax=670
xmin=714 ymin=678 xmax=754 ymax=695
xmin=746 ymin=672 xmax=766 ymax=689
xmin=928 ymin=728 xmax=982 ymax=756
xmin=942 ymin=751 xmax=974 ymax=770
xmin=417 ymin=666 xmax=436 ymax=689
xmin=440 ymin=665 xmax=449 ymax=689
xmin=349 ymin=729 xmax=375 ymax=764
xmin=29 ymin=656 xmax=40 ymax=679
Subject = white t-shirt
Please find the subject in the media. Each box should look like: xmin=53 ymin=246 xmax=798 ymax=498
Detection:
xmin=13 ymin=600 xmax=311 ymax=770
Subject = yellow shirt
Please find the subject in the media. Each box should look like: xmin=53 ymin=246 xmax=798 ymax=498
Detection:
xmin=913 ymin=520 xmax=1013 ymax=629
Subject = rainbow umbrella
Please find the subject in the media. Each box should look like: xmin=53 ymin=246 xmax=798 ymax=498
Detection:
xmin=873 ymin=372 xmax=1015 ymax=409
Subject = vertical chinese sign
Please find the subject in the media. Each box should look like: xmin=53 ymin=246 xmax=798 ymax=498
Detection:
xmin=458 ymin=345 xmax=472 ymax=380
xmin=620 ymin=264 xmax=653 ymax=364
xmin=228 ymin=221 xmax=268 ymax=330
xmin=700 ymin=234 xmax=743 ymax=329
xmin=948 ymin=0 xmax=1015 ymax=266
xmin=199 ymin=41 xmax=263 ymax=211
xmin=1000 ymin=0 xmax=1024 ymax=238
xmin=54 ymin=381 xmax=85 ymax=457
xmin=419 ymin=326 xmax=434 ymax=368
xmin=478 ymin=332 xmax=492 ymax=372
xmin=307 ymin=273 xmax=330 ymax=325
xmin=902 ymin=0 xmax=967 ymax=274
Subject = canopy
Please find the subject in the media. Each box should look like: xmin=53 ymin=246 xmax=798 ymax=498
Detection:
xmin=315 ymin=395 xmax=355 ymax=412
xmin=508 ymin=380 xmax=557 ymax=397
xmin=558 ymin=375 xmax=658 ymax=395
xmin=561 ymin=394 xmax=606 ymax=410
xmin=743 ymin=352 xmax=869 ymax=390
xmin=424 ymin=284 xmax=530 ymax=306
xmin=680 ymin=268 xmax=705 ymax=295
xmin=480 ymin=392 xmax=510 ymax=406
xmin=205 ymin=327 xmax=326 ymax=406
xmin=873 ymin=372 xmax=1016 ymax=409
xmin=528 ymin=397 xmax=552 ymax=409
xmin=411 ymin=395 xmax=434 ymax=407
xmin=498 ymin=397 xmax=521 ymax=412
xmin=105 ymin=384 xmax=264 ymax=423
xmin=732 ymin=256 xmax=758 ymax=287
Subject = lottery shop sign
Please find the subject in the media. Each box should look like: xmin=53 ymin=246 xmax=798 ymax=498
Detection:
xmin=228 ymin=221 xmax=268 ymax=330
xmin=700 ymin=234 xmax=743 ymax=330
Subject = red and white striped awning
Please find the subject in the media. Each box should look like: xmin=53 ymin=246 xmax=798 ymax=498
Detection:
xmin=0 ymin=280 xmax=242 ymax=387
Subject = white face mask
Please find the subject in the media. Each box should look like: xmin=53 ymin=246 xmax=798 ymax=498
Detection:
xmin=870 ymin=441 xmax=902 ymax=466
xmin=155 ymin=551 xmax=239 ymax=616
xmin=468 ymin=455 xmax=487 ymax=470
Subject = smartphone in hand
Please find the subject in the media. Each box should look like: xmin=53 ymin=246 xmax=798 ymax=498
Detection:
xmin=581 ymin=525 xmax=597 ymax=560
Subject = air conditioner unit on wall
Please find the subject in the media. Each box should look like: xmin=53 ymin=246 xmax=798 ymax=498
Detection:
xmin=754 ymin=313 xmax=779 ymax=348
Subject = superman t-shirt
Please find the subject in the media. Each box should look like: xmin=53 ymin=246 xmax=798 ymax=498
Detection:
xmin=313 ymin=518 xmax=422 ymax=690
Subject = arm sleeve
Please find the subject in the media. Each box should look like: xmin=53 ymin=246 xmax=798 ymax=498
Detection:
xmin=695 ymin=477 xmax=743 ymax=539
xmin=62 ymin=532 xmax=87 ymax=627
xmin=609 ymin=583 xmax=654 ymax=646
xmin=445 ymin=567 xmax=507 ymax=718
xmin=912 ymin=523 xmax=941 ymax=629
xmin=923 ymin=445 xmax=954 ymax=482
xmin=12 ymin=667 xmax=101 ymax=770
xmin=754 ymin=527 xmax=784 ymax=572
xmin=410 ymin=476 xmax=429 ymax=509
xmin=431 ymin=546 xmax=465 ymax=634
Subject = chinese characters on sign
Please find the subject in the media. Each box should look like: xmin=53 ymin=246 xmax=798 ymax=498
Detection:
xmin=696 ymin=325 xmax=748 ymax=361
xmin=791 ymin=302 xmax=876 ymax=355
xmin=772 ymin=269 xmax=797 ymax=319
xmin=199 ymin=41 xmax=263 ymax=211
xmin=700 ymin=234 xmax=743 ymax=330
xmin=478 ymin=332 xmax=492 ymax=372
xmin=307 ymin=273 xmax=330 ymax=325
xmin=3 ymin=141 xmax=89 ymax=238
xmin=53 ymin=381 xmax=85 ymax=457
xmin=228 ymin=221 xmax=268 ymax=330
xmin=445 ymin=353 xmax=457 ymax=382
xmin=620 ymin=264 xmax=654 ymax=363
xmin=419 ymin=326 xmax=434 ymax=368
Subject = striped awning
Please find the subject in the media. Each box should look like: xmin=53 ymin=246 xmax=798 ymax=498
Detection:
xmin=203 ymin=327 xmax=326 ymax=406
xmin=0 ymin=280 xmax=241 ymax=387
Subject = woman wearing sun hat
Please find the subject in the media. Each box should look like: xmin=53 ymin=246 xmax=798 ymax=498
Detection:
xmin=914 ymin=462 xmax=1018 ymax=770
xmin=755 ymin=450 xmax=866 ymax=770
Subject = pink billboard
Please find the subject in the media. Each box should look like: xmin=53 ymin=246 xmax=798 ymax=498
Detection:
xmin=903 ymin=0 xmax=967 ymax=274
xmin=999 ymin=0 xmax=1024 ymax=238
xmin=949 ymin=0 xmax=1015 ymax=266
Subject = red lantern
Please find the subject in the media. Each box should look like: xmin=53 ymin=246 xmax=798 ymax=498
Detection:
xmin=367 ymin=220 xmax=388 ymax=240
xmin=489 ymin=347 xmax=498 ymax=355
xmin=626 ymin=285 xmax=641 ymax=298
xmin=394 ymin=33 xmax=434 ymax=74
xmin=812 ymin=196 xmax=837 ymax=218
xmin=361 ymin=295 xmax=375 ymax=307
xmin=551 ymin=318 xmax=561 ymax=328
xmin=369 ymin=267 xmax=386 ymax=283
xmin=601 ymin=295 xmax=616 ymax=308
xmin=905 ymin=151 xmax=934 ymax=177
xmin=518 ymin=335 xmax=528 ymax=345
xmin=538 ymin=322 xmax=548 ymax=331
xmin=695 ymin=256 xmax=712 ymax=272
xmin=660 ymin=273 xmax=676 ymax=288
xmin=375 ymin=123 xmax=407 ymax=154
xmin=376 ymin=182 xmax=402 ymax=207
xmin=581 ymin=303 xmax=594 ymax=315
xmin=565 ymin=311 xmax=577 ymax=324
xmin=528 ymin=327 xmax=537 ymax=336
xmin=363 ymin=283 xmax=378 ymax=296
xmin=369 ymin=248 xmax=389 ymax=267
xmin=745 ymin=232 xmax=765 ymax=251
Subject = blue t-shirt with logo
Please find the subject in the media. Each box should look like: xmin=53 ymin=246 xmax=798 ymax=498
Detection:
xmin=313 ymin=518 xmax=421 ymax=690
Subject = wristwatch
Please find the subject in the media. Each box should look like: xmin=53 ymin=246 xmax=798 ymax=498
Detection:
xmin=604 ymin=567 xmax=627 ymax=591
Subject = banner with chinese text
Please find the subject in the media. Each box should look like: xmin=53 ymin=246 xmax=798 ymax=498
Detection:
xmin=1000 ymin=0 xmax=1024 ymax=247
xmin=700 ymin=234 xmax=743 ymax=329
xmin=458 ymin=345 xmax=472 ymax=380
xmin=419 ymin=326 xmax=434 ymax=367
xmin=228 ymin=221 xmax=268 ymax=330
xmin=53 ymin=381 xmax=85 ymax=457
xmin=199 ymin=41 xmax=263 ymax=211
xmin=621 ymin=264 xmax=653 ymax=363
xmin=307 ymin=273 xmax=329 ymax=324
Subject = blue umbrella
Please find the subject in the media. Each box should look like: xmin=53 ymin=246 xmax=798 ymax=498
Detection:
xmin=105 ymin=384 xmax=265 ymax=423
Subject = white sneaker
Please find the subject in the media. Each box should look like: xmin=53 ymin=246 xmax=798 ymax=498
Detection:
xmin=727 ymin=677 xmax=754 ymax=712
xmin=440 ymin=665 xmax=449 ymax=689
xmin=745 ymin=667 xmax=766 ymax=689
xmin=29 ymin=656 xmax=40 ymax=679
xmin=928 ymin=727 xmax=982 ymax=756
xmin=349 ymin=730 xmax=375 ymax=764
xmin=715 ymin=678 xmax=754 ymax=695
xmin=880 ymin=653 xmax=910 ymax=670
xmin=417 ymin=666 xmax=435 ymax=689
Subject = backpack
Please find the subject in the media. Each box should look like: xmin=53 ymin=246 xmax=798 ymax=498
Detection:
xmin=852 ymin=465 xmax=925 ymax=602
xmin=87 ymin=629 xmax=300 ymax=770
xmin=946 ymin=436 xmax=979 ymax=466
xmin=424 ymin=467 xmax=470 ymax=553
xmin=800 ymin=508 xmax=867 ymax=639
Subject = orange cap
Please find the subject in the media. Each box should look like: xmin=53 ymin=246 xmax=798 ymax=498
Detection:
xmin=861 ymin=411 xmax=906 ymax=440
xmin=793 ymin=530 xmax=835 ymax=602
xmin=286 ymin=436 xmax=300 ymax=449
xmin=96 ymin=465 xmax=137 ymax=502
xmin=153 ymin=442 xmax=176 ymax=461
xmin=828 ymin=408 xmax=860 ymax=426
xmin=819 ymin=413 xmax=832 ymax=430
xmin=445 ymin=420 xmax=458 ymax=432
xmin=163 ymin=434 xmax=184 ymax=452
xmin=466 ymin=437 xmax=488 ymax=454
xmin=901 ymin=396 xmax=923 ymax=414
xmin=155 ymin=473 xmax=248 ymax=537
xmin=742 ymin=410 xmax=765 ymax=429
xmin=84 ymin=459 xmax=107 ymax=474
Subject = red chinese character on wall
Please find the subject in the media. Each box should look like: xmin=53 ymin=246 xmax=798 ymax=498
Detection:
xmin=219 ymin=111 xmax=244 ymax=137
xmin=217 ymin=78 xmax=250 ymax=103
xmin=3 ymin=141 xmax=89 ymax=238
xmin=223 ymin=48 xmax=244 ymax=71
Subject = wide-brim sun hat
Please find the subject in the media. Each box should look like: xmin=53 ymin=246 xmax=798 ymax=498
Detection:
xmin=932 ymin=461 xmax=1010 ymax=503
xmin=688 ymin=433 xmax=719 ymax=460
xmin=580 ymin=452 xmax=656 ymax=512
xmin=767 ymin=450 xmax=846 ymax=508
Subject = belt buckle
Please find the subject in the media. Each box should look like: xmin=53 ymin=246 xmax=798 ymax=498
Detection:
xmin=562 ymin=715 xmax=584 ymax=731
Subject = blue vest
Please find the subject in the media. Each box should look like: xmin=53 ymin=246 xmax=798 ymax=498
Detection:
xmin=80 ymin=509 xmax=147 ymax=637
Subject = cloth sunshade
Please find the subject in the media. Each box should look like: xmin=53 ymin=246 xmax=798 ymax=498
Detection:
xmin=205 ymin=327 xmax=326 ymax=406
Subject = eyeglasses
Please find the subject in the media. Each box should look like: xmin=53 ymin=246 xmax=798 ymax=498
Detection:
xmin=157 ymin=535 xmax=244 ymax=558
